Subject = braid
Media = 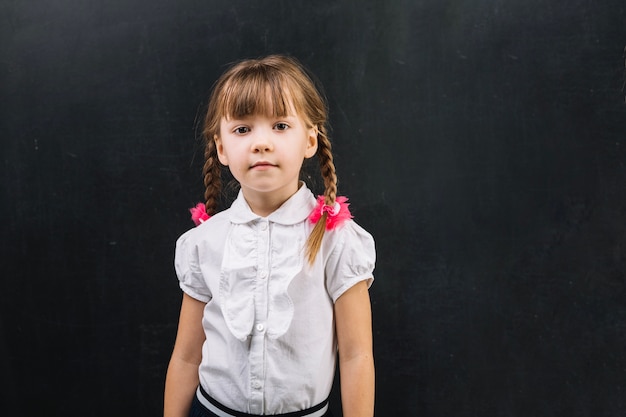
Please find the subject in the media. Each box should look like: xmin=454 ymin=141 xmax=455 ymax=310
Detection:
xmin=202 ymin=135 xmax=222 ymax=216
xmin=305 ymin=128 xmax=338 ymax=264
xmin=317 ymin=127 xmax=337 ymax=205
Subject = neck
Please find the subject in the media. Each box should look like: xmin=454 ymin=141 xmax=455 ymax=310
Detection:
xmin=245 ymin=197 xmax=284 ymax=217
xmin=242 ymin=183 xmax=301 ymax=217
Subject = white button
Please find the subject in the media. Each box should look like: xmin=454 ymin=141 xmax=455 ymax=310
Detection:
xmin=259 ymin=270 xmax=268 ymax=279
xmin=256 ymin=323 xmax=265 ymax=332
xmin=260 ymin=222 xmax=268 ymax=231
xmin=251 ymin=380 xmax=262 ymax=389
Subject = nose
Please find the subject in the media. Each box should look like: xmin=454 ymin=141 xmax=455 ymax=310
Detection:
xmin=250 ymin=128 xmax=273 ymax=153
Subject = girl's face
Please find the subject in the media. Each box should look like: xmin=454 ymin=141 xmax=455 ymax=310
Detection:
xmin=215 ymin=109 xmax=317 ymax=213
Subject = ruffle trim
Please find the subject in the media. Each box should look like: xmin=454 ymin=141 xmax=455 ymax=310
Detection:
xmin=219 ymin=223 xmax=303 ymax=341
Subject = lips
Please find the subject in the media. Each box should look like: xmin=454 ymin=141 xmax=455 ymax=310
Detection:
xmin=250 ymin=161 xmax=277 ymax=169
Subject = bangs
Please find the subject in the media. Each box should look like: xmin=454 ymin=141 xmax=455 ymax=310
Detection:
xmin=219 ymin=67 xmax=304 ymax=121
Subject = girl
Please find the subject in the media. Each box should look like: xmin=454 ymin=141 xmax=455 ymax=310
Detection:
xmin=164 ymin=55 xmax=376 ymax=417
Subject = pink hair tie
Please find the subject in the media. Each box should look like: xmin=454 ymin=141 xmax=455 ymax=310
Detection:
xmin=309 ymin=196 xmax=353 ymax=230
xmin=190 ymin=203 xmax=211 ymax=226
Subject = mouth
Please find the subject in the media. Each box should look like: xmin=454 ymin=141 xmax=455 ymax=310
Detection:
xmin=250 ymin=161 xmax=277 ymax=169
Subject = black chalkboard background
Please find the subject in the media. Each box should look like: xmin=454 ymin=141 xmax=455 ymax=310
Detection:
xmin=2 ymin=0 xmax=625 ymax=415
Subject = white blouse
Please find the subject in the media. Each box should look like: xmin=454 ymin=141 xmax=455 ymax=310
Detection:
xmin=174 ymin=184 xmax=375 ymax=414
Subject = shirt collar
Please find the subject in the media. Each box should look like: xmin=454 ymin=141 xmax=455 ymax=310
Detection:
xmin=228 ymin=183 xmax=317 ymax=225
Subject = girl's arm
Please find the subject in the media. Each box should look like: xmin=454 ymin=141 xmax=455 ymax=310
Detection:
xmin=164 ymin=293 xmax=207 ymax=417
xmin=335 ymin=280 xmax=375 ymax=417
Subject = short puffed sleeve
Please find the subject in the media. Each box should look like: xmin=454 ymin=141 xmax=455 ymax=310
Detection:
xmin=174 ymin=230 xmax=212 ymax=303
xmin=325 ymin=221 xmax=376 ymax=302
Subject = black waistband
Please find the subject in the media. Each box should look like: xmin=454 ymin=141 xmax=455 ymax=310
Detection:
xmin=197 ymin=385 xmax=330 ymax=417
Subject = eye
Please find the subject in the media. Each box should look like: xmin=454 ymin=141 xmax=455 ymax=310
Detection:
xmin=274 ymin=122 xmax=289 ymax=131
xmin=233 ymin=126 xmax=250 ymax=135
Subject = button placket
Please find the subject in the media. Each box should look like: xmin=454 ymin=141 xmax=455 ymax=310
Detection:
xmin=248 ymin=219 xmax=271 ymax=412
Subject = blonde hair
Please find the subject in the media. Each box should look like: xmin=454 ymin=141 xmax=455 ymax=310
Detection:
xmin=201 ymin=55 xmax=338 ymax=263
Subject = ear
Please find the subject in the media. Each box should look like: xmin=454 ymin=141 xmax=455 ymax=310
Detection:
xmin=214 ymin=135 xmax=229 ymax=166
xmin=304 ymin=126 xmax=318 ymax=159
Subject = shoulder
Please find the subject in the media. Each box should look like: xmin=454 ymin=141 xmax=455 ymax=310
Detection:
xmin=321 ymin=219 xmax=376 ymax=273
xmin=322 ymin=219 xmax=376 ymax=301
xmin=176 ymin=208 xmax=233 ymax=249
xmin=323 ymin=219 xmax=375 ymax=250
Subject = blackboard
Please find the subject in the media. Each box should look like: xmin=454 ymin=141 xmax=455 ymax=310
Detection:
xmin=2 ymin=0 xmax=625 ymax=415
